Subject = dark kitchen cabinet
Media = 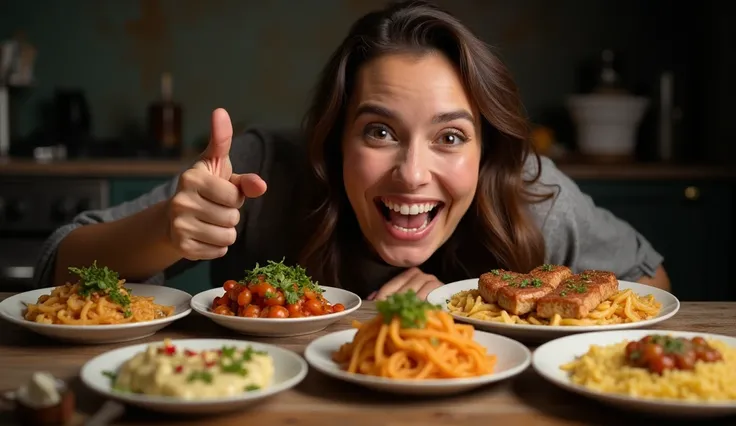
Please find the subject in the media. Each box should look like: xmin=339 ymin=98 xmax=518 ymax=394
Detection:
xmin=575 ymin=180 xmax=735 ymax=301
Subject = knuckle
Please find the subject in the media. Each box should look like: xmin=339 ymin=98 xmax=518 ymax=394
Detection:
xmin=229 ymin=209 xmax=241 ymax=227
xmin=224 ymin=228 xmax=238 ymax=246
xmin=179 ymin=169 xmax=198 ymax=188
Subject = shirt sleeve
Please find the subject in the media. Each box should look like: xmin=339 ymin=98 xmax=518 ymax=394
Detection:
xmin=32 ymin=177 xmax=180 ymax=289
xmin=527 ymin=157 xmax=664 ymax=282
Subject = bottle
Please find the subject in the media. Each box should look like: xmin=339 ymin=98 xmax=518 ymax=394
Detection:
xmin=148 ymin=72 xmax=183 ymax=157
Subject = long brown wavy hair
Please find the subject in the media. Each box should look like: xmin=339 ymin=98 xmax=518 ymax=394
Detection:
xmin=299 ymin=0 xmax=552 ymax=287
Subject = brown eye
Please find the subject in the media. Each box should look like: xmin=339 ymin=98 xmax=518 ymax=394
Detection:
xmin=363 ymin=124 xmax=395 ymax=142
xmin=436 ymin=131 xmax=466 ymax=145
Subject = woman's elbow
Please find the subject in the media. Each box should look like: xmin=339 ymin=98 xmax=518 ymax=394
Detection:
xmin=636 ymin=264 xmax=671 ymax=291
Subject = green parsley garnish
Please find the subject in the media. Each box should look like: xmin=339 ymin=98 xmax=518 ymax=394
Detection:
xmin=241 ymin=346 xmax=267 ymax=362
xmin=102 ymin=370 xmax=117 ymax=381
xmin=69 ymin=261 xmax=132 ymax=317
xmin=245 ymin=384 xmax=260 ymax=392
xmin=376 ymin=290 xmax=440 ymax=329
xmin=187 ymin=371 xmax=214 ymax=384
xmin=531 ymin=278 xmax=543 ymax=287
xmin=502 ymin=274 xmax=514 ymax=281
xmin=541 ymin=264 xmax=554 ymax=272
xmin=241 ymin=258 xmax=321 ymax=305
xmin=490 ymin=269 xmax=501 ymax=276
xmin=221 ymin=346 xmax=237 ymax=358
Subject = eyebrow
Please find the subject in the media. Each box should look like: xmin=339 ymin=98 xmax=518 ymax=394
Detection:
xmin=354 ymin=103 xmax=475 ymax=125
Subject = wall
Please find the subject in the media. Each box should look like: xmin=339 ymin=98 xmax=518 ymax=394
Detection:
xmin=0 ymin=0 xmax=726 ymax=161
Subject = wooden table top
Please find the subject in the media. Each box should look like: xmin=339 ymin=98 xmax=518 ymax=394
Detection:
xmin=0 ymin=294 xmax=735 ymax=426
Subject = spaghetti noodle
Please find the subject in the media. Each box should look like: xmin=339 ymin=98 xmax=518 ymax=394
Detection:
xmin=24 ymin=262 xmax=175 ymax=325
xmin=332 ymin=291 xmax=496 ymax=379
xmin=448 ymin=288 xmax=661 ymax=326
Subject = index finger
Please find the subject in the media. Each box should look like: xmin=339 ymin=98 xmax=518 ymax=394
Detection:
xmin=197 ymin=173 xmax=245 ymax=208
xmin=374 ymin=267 xmax=423 ymax=301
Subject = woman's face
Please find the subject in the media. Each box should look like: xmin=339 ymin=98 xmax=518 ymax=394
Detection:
xmin=342 ymin=52 xmax=482 ymax=268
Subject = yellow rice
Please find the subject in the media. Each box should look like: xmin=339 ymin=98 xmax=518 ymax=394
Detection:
xmin=560 ymin=340 xmax=736 ymax=402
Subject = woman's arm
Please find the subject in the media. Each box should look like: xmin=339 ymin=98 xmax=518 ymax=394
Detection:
xmin=528 ymin=157 xmax=668 ymax=289
xmin=53 ymin=200 xmax=182 ymax=285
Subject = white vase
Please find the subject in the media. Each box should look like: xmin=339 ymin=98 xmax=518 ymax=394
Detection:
xmin=566 ymin=94 xmax=649 ymax=157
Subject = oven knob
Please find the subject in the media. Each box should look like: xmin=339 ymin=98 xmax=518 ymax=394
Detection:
xmin=52 ymin=197 xmax=78 ymax=222
xmin=6 ymin=199 xmax=27 ymax=222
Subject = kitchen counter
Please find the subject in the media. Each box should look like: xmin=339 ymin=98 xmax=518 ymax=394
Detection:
xmin=1 ymin=157 xmax=735 ymax=180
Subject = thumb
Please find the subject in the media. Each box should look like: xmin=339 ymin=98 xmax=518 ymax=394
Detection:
xmin=202 ymin=108 xmax=234 ymax=161
xmin=229 ymin=173 xmax=268 ymax=199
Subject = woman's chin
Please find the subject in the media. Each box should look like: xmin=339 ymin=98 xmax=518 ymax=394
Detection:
xmin=372 ymin=245 xmax=435 ymax=269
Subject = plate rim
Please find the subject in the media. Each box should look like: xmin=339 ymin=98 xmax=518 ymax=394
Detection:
xmin=79 ymin=338 xmax=309 ymax=406
xmin=532 ymin=329 xmax=736 ymax=409
xmin=190 ymin=286 xmax=363 ymax=324
xmin=0 ymin=284 xmax=193 ymax=330
xmin=426 ymin=278 xmax=681 ymax=332
xmin=304 ymin=328 xmax=532 ymax=387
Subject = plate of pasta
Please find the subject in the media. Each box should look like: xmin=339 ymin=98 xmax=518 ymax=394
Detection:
xmin=191 ymin=259 xmax=361 ymax=337
xmin=80 ymin=338 xmax=308 ymax=414
xmin=426 ymin=265 xmax=679 ymax=342
xmin=0 ymin=262 xmax=192 ymax=344
xmin=303 ymin=291 xmax=531 ymax=395
xmin=533 ymin=330 xmax=736 ymax=417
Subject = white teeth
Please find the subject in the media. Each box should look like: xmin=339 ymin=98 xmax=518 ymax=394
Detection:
xmin=382 ymin=199 xmax=439 ymax=216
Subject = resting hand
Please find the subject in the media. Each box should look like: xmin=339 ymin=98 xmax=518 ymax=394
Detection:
xmin=369 ymin=267 xmax=443 ymax=301
xmin=166 ymin=108 xmax=267 ymax=260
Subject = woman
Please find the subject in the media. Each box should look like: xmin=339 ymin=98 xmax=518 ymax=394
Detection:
xmin=34 ymin=0 xmax=669 ymax=300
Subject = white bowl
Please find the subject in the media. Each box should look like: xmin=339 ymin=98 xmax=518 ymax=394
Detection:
xmin=190 ymin=286 xmax=362 ymax=337
xmin=80 ymin=338 xmax=308 ymax=414
xmin=304 ymin=328 xmax=531 ymax=396
xmin=426 ymin=279 xmax=679 ymax=343
xmin=533 ymin=330 xmax=736 ymax=417
xmin=0 ymin=284 xmax=192 ymax=344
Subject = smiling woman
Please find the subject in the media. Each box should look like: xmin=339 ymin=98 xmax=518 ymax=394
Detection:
xmin=34 ymin=0 xmax=668 ymax=301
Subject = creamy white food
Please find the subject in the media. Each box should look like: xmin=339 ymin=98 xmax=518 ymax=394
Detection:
xmin=112 ymin=339 xmax=274 ymax=400
xmin=15 ymin=371 xmax=62 ymax=408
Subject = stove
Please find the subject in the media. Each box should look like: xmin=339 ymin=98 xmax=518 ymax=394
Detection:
xmin=0 ymin=176 xmax=109 ymax=290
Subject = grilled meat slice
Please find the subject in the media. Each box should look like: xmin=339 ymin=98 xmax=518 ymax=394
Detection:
xmin=496 ymin=265 xmax=573 ymax=315
xmin=536 ymin=270 xmax=619 ymax=319
xmin=478 ymin=269 xmax=525 ymax=303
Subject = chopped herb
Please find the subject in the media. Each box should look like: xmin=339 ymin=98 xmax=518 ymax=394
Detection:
xmin=241 ymin=346 xmax=267 ymax=362
xmin=490 ymin=269 xmax=501 ymax=276
xmin=264 ymin=290 xmax=275 ymax=299
xmin=221 ymin=346 xmax=237 ymax=358
xmin=580 ymin=274 xmax=591 ymax=280
xmin=241 ymin=258 xmax=321 ymax=305
xmin=69 ymin=261 xmax=132 ymax=317
xmin=560 ymin=291 xmax=567 ymax=297
xmin=541 ymin=264 xmax=554 ymax=272
xmin=102 ymin=370 xmax=117 ymax=381
xmin=519 ymin=279 xmax=530 ymax=288
xmin=502 ymin=274 xmax=514 ymax=281
xmin=187 ymin=371 xmax=214 ymax=384
xmin=563 ymin=281 xmax=587 ymax=294
xmin=531 ymin=278 xmax=543 ymax=288
xmin=220 ymin=360 xmax=249 ymax=376
xmin=376 ymin=290 xmax=440 ymax=329
xmin=245 ymin=384 xmax=260 ymax=392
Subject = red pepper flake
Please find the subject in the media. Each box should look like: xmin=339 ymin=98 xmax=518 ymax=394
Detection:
xmin=159 ymin=345 xmax=176 ymax=356
xmin=205 ymin=361 xmax=216 ymax=368
xmin=175 ymin=365 xmax=183 ymax=373
xmin=184 ymin=349 xmax=197 ymax=357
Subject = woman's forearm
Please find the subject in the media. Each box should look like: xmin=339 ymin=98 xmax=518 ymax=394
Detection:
xmin=53 ymin=201 xmax=183 ymax=285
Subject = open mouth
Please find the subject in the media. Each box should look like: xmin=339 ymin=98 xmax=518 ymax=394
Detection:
xmin=375 ymin=197 xmax=444 ymax=234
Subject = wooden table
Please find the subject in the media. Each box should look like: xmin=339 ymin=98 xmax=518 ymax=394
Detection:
xmin=1 ymin=294 xmax=735 ymax=426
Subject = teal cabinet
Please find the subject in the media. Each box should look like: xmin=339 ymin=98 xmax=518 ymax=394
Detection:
xmin=576 ymin=180 xmax=735 ymax=301
xmin=110 ymin=178 xmax=211 ymax=296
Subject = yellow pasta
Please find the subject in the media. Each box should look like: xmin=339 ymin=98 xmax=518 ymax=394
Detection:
xmin=447 ymin=288 xmax=661 ymax=326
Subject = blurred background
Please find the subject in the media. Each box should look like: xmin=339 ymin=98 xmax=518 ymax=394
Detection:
xmin=0 ymin=0 xmax=733 ymax=301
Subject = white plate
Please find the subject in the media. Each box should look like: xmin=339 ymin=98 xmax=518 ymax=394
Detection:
xmin=80 ymin=338 xmax=308 ymax=414
xmin=0 ymin=284 xmax=192 ymax=344
xmin=533 ymin=330 xmax=736 ymax=417
xmin=190 ymin=286 xmax=362 ymax=337
xmin=304 ymin=328 xmax=531 ymax=395
xmin=426 ymin=279 xmax=680 ymax=342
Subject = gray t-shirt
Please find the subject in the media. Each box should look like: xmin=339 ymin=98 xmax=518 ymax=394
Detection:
xmin=32 ymin=127 xmax=663 ymax=297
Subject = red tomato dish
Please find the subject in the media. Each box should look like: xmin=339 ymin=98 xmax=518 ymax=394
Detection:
xmin=211 ymin=259 xmax=345 ymax=319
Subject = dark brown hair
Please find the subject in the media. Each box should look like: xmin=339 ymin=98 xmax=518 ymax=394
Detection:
xmin=300 ymin=0 xmax=551 ymax=286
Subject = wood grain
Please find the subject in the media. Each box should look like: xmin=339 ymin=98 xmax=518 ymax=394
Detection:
xmin=0 ymin=293 xmax=734 ymax=426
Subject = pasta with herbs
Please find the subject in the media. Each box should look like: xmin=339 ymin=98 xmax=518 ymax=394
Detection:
xmin=24 ymin=262 xmax=174 ymax=325
xmin=332 ymin=292 xmax=496 ymax=379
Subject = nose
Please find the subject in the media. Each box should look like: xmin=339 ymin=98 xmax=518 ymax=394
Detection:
xmin=393 ymin=142 xmax=431 ymax=190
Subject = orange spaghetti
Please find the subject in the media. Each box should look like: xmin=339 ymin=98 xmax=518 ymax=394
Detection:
xmin=332 ymin=291 xmax=496 ymax=379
